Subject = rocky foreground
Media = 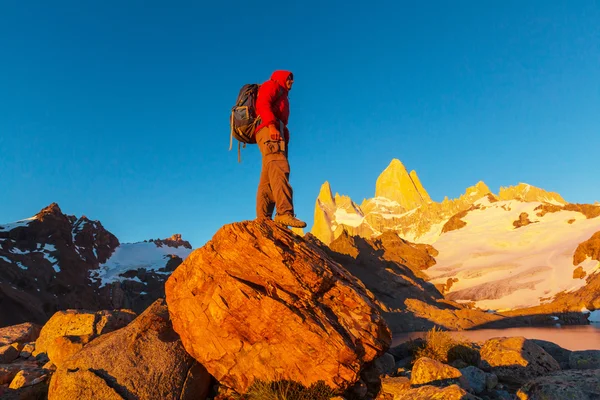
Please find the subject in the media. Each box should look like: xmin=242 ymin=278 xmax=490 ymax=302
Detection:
xmin=0 ymin=220 xmax=599 ymax=399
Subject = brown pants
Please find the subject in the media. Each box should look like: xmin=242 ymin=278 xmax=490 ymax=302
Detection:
xmin=256 ymin=127 xmax=294 ymax=219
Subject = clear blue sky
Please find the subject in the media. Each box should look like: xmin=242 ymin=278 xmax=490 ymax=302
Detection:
xmin=1 ymin=1 xmax=599 ymax=247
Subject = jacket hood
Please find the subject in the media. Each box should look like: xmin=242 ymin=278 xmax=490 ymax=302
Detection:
xmin=270 ymin=70 xmax=293 ymax=89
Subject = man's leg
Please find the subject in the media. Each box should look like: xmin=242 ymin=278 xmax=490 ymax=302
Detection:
xmin=255 ymin=128 xmax=305 ymax=228
xmin=256 ymin=128 xmax=278 ymax=219
xmin=267 ymin=158 xmax=294 ymax=216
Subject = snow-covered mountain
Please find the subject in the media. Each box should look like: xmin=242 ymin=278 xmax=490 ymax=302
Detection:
xmin=312 ymin=159 xmax=600 ymax=312
xmin=428 ymin=196 xmax=600 ymax=311
xmin=0 ymin=203 xmax=192 ymax=326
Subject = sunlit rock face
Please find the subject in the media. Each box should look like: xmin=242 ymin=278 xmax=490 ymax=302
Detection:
xmin=311 ymin=159 xmax=493 ymax=245
xmin=165 ymin=220 xmax=391 ymax=394
xmin=374 ymin=159 xmax=432 ymax=210
xmin=498 ymin=182 xmax=566 ymax=205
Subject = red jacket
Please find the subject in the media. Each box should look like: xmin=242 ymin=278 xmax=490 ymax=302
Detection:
xmin=255 ymin=70 xmax=292 ymax=142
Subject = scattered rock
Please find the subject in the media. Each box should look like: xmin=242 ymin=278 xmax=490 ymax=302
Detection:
xmin=479 ymin=337 xmax=560 ymax=385
xmin=516 ymin=369 xmax=600 ymax=399
xmin=569 ymin=350 xmax=600 ymax=370
xmin=19 ymin=342 xmax=35 ymax=359
xmin=486 ymin=373 xmax=498 ymax=390
xmin=9 ymin=369 xmax=48 ymax=389
xmin=459 ymin=366 xmax=487 ymax=394
xmin=410 ymin=357 xmax=462 ymax=386
xmin=166 ymin=220 xmax=391 ymax=393
xmin=0 ymin=323 xmax=42 ymax=347
xmin=48 ymin=299 xmax=211 ymax=400
xmin=34 ymin=309 xmax=135 ymax=356
xmin=0 ymin=343 xmax=22 ymax=364
xmin=0 ymin=364 xmax=21 ymax=385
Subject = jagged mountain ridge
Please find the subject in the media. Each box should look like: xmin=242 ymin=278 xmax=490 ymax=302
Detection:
xmin=312 ymin=159 xmax=600 ymax=311
xmin=0 ymin=203 xmax=192 ymax=326
xmin=312 ymin=159 xmax=570 ymax=245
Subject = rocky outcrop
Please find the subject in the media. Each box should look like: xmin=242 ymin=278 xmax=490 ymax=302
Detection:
xmin=48 ymin=299 xmax=211 ymax=400
xmin=573 ymin=231 xmax=600 ymax=265
xmin=498 ymin=183 xmax=566 ymax=204
xmin=0 ymin=203 xmax=190 ymax=326
xmin=313 ymin=181 xmax=342 ymax=245
xmin=479 ymin=337 xmax=560 ymax=385
xmin=536 ymin=203 xmax=600 ymax=219
xmin=33 ymin=309 xmax=136 ymax=357
xmin=374 ymin=159 xmax=432 ymax=210
xmin=441 ymin=209 xmax=468 ymax=233
xmin=166 ymin=220 xmax=391 ymax=393
xmin=513 ymin=212 xmax=535 ymax=228
xmin=149 ymin=234 xmax=192 ymax=249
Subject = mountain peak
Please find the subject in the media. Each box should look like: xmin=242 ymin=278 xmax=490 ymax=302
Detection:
xmin=317 ymin=181 xmax=335 ymax=207
xmin=388 ymin=158 xmax=406 ymax=169
xmin=375 ymin=160 xmax=431 ymax=210
xmin=37 ymin=203 xmax=63 ymax=218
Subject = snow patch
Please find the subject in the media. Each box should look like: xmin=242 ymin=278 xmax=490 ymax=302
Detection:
xmin=0 ymin=216 xmax=37 ymax=232
xmin=90 ymin=242 xmax=192 ymax=287
xmin=427 ymin=200 xmax=600 ymax=310
xmin=334 ymin=209 xmax=364 ymax=227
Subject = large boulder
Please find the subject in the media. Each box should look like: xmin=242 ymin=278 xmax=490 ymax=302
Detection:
xmin=48 ymin=299 xmax=211 ymax=400
xmin=479 ymin=337 xmax=560 ymax=384
xmin=516 ymin=369 xmax=600 ymax=399
xmin=34 ymin=309 xmax=135 ymax=357
xmin=166 ymin=220 xmax=391 ymax=393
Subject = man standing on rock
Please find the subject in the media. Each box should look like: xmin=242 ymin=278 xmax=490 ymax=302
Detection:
xmin=254 ymin=70 xmax=307 ymax=228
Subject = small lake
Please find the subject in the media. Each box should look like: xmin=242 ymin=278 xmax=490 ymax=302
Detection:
xmin=392 ymin=323 xmax=600 ymax=351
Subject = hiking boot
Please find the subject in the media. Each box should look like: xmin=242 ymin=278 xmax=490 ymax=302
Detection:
xmin=274 ymin=214 xmax=307 ymax=228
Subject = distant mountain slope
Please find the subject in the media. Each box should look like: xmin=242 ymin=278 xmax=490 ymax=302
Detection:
xmin=0 ymin=203 xmax=192 ymax=326
xmin=428 ymin=196 xmax=600 ymax=310
xmin=311 ymin=159 xmax=600 ymax=312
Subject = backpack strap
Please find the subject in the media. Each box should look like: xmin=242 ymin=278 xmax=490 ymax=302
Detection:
xmin=229 ymin=111 xmax=234 ymax=151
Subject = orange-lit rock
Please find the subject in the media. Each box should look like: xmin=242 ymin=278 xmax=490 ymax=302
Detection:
xmin=166 ymin=220 xmax=391 ymax=393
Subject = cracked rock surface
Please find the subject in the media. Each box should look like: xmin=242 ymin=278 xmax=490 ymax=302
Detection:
xmin=166 ymin=220 xmax=391 ymax=394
